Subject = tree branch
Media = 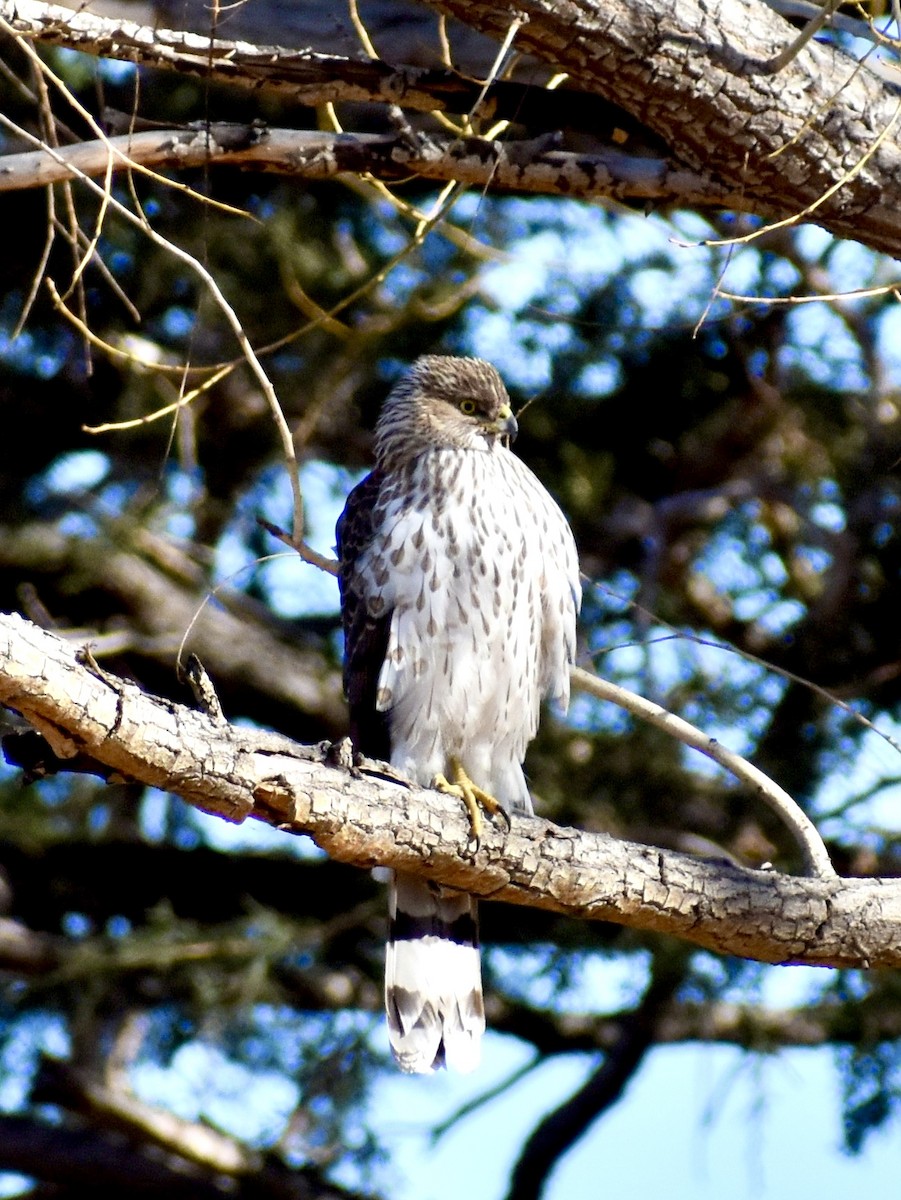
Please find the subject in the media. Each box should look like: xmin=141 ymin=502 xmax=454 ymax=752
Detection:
xmin=33 ymin=1058 xmax=261 ymax=1177
xmin=0 ymin=122 xmax=743 ymax=209
xmin=0 ymin=521 xmax=346 ymax=734
xmin=571 ymin=668 xmax=834 ymax=879
xmin=5 ymin=1 xmax=901 ymax=254
xmin=0 ymin=1115 xmax=235 ymax=1198
xmin=0 ymin=1113 xmax=369 ymax=1200
xmin=492 ymin=993 xmax=901 ymax=1055
xmin=1 ymin=612 xmax=899 ymax=970
xmin=423 ymin=0 xmax=901 ymax=258
xmin=1 ymin=0 xmax=472 ymax=113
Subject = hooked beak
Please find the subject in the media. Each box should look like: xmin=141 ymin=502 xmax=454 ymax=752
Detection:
xmin=493 ymin=403 xmax=519 ymax=442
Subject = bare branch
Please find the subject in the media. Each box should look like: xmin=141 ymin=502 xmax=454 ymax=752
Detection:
xmin=5 ymin=0 xmax=901 ymax=254
xmin=571 ymin=667 xmax=835 ymax=879
xmin=0 ymin=123 xmax=743 ymax=209
xmin=764 ymin=0 xmax=901 ymax=56
xmin=762 ymin=0 xmax=843 ymax=74
xmin=0 ymin=26 xmax=309 ymax=551
xmin=34 ymin=1058 xmax=261 ymax=1176
xmin=1 ymin=612 xmax=899 ymax=971
xmin=0 ymin=0 xmax=555 ymax=114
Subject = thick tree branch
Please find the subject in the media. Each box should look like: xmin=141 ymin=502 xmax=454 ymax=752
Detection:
xmin=422 ymin=0 xmax=901 ymax=258
xmin=3 ymin=2 xmax=901 ymax=254
xmin=2 ymin=0 xmax=539 ymax=116
xmin=1 ymin=612 xmax=899 ymax=970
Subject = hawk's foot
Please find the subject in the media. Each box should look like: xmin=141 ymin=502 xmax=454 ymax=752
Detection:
xmin=433 ymin=757 xmax=511 ymax=849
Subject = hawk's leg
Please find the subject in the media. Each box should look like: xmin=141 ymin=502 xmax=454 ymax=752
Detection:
xmin=434 ymin=757 xmax=511 ymax=848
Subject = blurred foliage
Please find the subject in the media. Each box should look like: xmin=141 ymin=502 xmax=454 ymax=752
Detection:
xmin=1 ymin=23 xmax=901 ymax=1200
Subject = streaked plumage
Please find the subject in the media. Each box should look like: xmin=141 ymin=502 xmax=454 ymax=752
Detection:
xmin=337 ymin=355 xmax=580 ymax=1073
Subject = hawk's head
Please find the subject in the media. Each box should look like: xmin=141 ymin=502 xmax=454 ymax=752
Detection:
xmin=375 ymin=356 xmax=518 ymax=468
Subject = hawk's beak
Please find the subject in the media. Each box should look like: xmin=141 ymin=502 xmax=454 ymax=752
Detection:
xmin=494 ymin=404 xmax=519 ymax=442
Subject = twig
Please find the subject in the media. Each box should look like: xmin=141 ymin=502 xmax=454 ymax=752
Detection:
xmin=761 ymin=0 xmax=843 ymax=74
xmin=570 ymin=666 xmax=835 ymax=879
xmin=0 ymin=23 xmax=308 ymax=552
xmin=430 ymin=1053 xmax=542 ymax=1142
xmin=257 ymin=518 xmax=340 ymax=578
xmin=593 ymin=578 xmax=901 ymax=762
xmin=763 ymin=0 xmax=901 ymax=58
xmin=347 ymin=0 xmax=379 ymax=60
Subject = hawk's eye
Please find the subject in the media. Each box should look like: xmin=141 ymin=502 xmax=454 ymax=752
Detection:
xmin=459 ymin=399 xmax=477 ymax=415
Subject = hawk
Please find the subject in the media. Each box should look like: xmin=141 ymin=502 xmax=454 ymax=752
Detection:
xmin=336 ymin=355 xmax=580 ymax=1073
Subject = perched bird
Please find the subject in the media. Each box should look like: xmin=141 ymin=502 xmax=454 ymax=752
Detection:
xmin=336 ymin=355 xmax=580 ymax=1073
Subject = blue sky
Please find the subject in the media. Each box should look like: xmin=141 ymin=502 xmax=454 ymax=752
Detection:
xmin=376 ymin=1041 xmax=899 ymax=1200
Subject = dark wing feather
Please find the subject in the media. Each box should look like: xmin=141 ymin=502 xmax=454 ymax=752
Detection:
xmin=336 ymin=470 xmax=392 ymax=760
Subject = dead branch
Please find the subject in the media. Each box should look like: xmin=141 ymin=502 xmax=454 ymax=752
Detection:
xmin=0 ymin=123 xmax=743 ymax=210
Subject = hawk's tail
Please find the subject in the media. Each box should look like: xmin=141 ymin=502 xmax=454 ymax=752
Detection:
xmin=385 ymin=871 xmax=484 ymax=1073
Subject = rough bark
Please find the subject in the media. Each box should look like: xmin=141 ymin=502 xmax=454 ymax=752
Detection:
xmin=2 ymin=611 xmax=900 ymax=971
xmin=424 ymin=0 xmax=901 ymax=253
xmin=4 ymin=1 xmax=901 ymax=254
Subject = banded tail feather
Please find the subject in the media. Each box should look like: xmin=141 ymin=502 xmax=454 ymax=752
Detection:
xmin=385 ymin=872 xmax=484 ymax=1073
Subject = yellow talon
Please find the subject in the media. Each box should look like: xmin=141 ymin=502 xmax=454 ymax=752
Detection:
xmin=434 ymin=757 xmax=509 ymax=847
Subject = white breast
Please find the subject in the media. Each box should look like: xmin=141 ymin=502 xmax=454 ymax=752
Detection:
xmin=355 ymin=444 xmax=580 ymax=812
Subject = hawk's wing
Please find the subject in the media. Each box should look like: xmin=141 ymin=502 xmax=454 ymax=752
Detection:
xmin=336 ymin=469 xmax=391 ymax=761
xmin=337 ymin=467 xmax=484 ymax=1074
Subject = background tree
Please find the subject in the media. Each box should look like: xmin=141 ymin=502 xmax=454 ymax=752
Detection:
xmin=1 ymin=1 xmax=901 ymax=1197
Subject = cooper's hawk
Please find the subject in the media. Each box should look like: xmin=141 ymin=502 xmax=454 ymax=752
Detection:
xmin=336 ymin=355 xmax=580 ymax=1073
